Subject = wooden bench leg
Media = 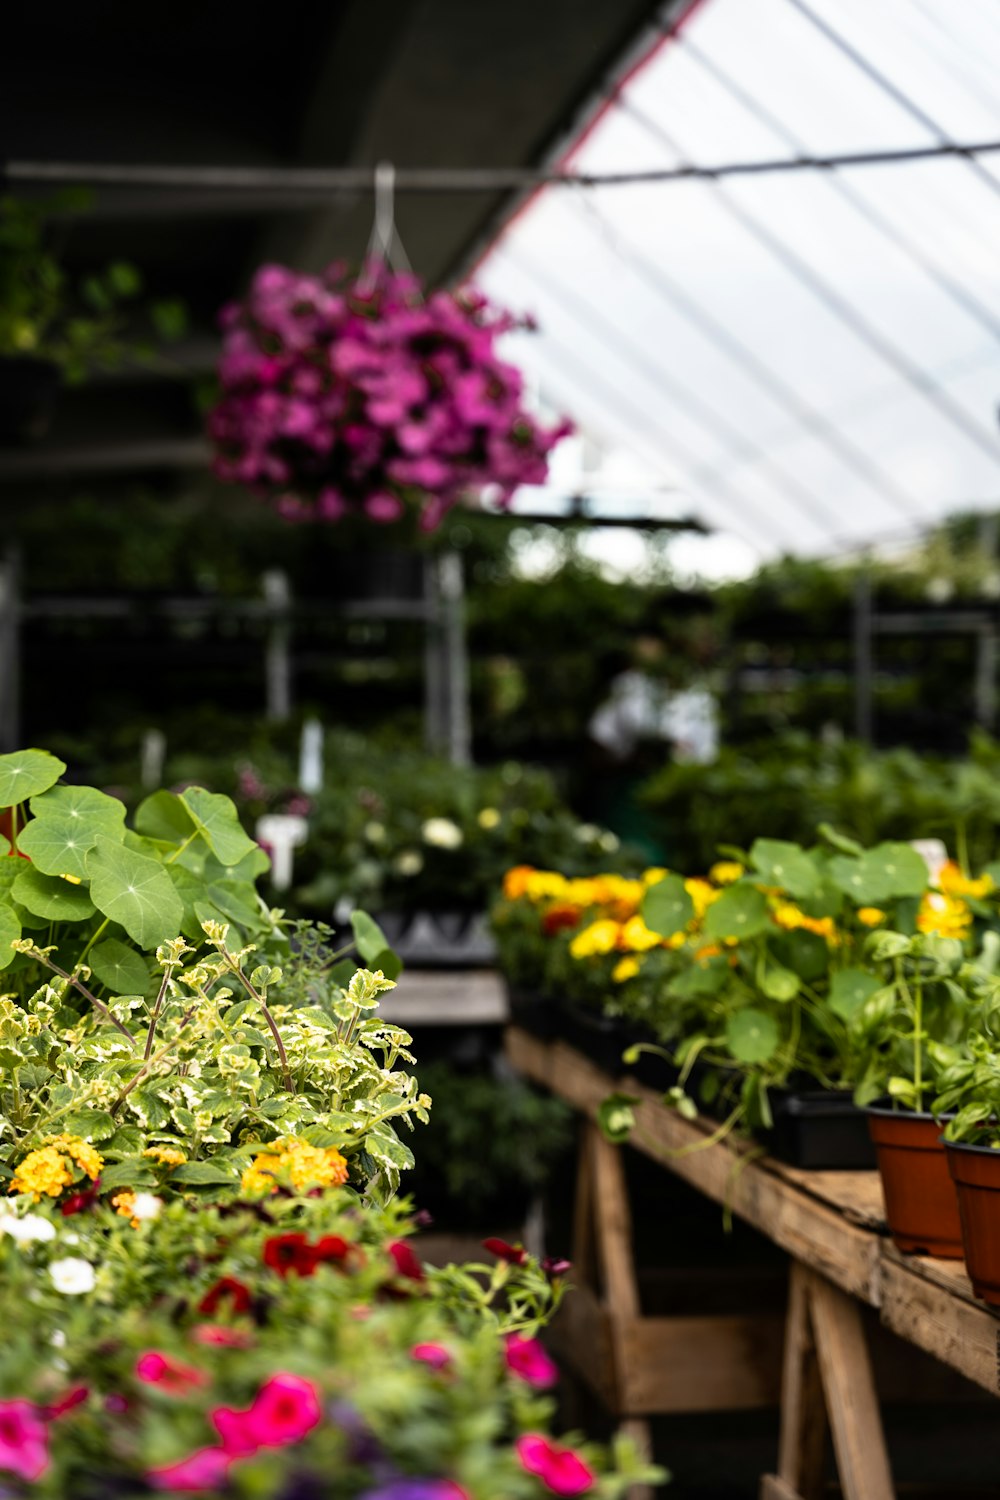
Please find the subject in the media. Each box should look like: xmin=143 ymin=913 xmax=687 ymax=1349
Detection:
xmin=763 ymin=1263 xmax=895 ymax=1500
xmin=619 ymin=1415 xmax=655 ymax=1500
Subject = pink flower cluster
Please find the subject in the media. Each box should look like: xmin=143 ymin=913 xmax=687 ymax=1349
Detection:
xmin=208 ymin=263 xmax=571 ymax=531
xmin=0 ymin=1388 xmax=87 ymax=1484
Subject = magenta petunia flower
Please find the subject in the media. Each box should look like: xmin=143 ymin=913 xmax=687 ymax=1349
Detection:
xmin=148 ymin=1445 xmax=231 ymax=1492
xmin=503 ymin=1334 xmax=558 ymax=1388
xmin=411 ymin=1342 xmax=453 ymax=1371
xmin=212 ymin=1372 xmax=322 ymax=1457
xmin=135 ymin=1350 xmax=208 ymax=1395
xmin=208 ymin=263 xmax=570 ymax=531
xmin=515 ymin=1435 xmax=595 ymax=1496
xmin=0 ymin=1400 xmax=49 ymax=1482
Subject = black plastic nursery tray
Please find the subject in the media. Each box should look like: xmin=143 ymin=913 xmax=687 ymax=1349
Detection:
xmin=505 ymin=984 xmax=561 ymax=1041
xmin=762 ymin=1087 xmax=876 ymax=1171
xmin=368 ymin=911 xmax=498 ymax=969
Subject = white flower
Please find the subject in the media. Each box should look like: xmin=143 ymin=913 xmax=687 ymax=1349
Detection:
xmin=394 ymin=850 xmax=424 ymax=878
xmin=50 ymin=1330 xmax=66 ymax=1349
xmin=422 ymin=817 xmax=463 ymax=850
xmin=599 ymin=831 xmax=621 ymax=853
xmin=364 ymin=821 xmax=386 ymax=843
xmin=575 ymin=823 xmax=601 ymax=843
xmin=49 ymin=1257 xmax=96 ymax=1295
xmin=0 ymin=1212 xmax=56 ymax=1245
xmin=129 ymin=1193 xmax=163 ymax=1223
xmin=477 ymin=807 xmax=501 ymax=830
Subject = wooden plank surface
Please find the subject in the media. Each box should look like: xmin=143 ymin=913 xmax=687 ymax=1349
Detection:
xmin=504 ymin=1026 xmax=1000 ymax=1398
xmin=381 ymin=968 xmax=507 ymax=1025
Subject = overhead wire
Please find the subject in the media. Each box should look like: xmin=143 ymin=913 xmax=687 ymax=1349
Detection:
xmin=620 ymin=97 xmax=1000 ymax=466
xmin=565 ymin=192 xmax=930 ymax=530
xmin=502 ymin=246 xmax=850 ymax=544
xmin=678 ymin=31 xmax=1000 ymax=351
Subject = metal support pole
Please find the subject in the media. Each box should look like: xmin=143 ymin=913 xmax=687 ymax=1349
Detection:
xmin=0 ymin=551 xmax=21 ymax=752
xmin=423 ymin=552 xmax=471 ymax=765
xmin=975 ymin=624 xmax=998 ymax=731
xmin=853 ymin=563 xmax=874 ymax=745
xmin=262 ymin=569 xmax=292 ymax=723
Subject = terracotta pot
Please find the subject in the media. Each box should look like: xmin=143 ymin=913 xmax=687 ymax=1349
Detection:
xmin=867 ymin=1103 xmax=963 ymax=1258
xmin=946 ymin=1139 xmax=1000 ymax=1304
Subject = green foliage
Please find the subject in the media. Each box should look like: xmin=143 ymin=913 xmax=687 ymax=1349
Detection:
xmin=0 ymin=195 xmax=186 ymax=378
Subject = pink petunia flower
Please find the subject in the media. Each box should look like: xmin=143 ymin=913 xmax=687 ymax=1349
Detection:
xmin=0 ymin=1400 xmax=49 ymax=1482
xmin=212 ymin=1372 xmax=321 ymax=1457
xmin=504 ymin=1334 xmax=558 ymax=1388
xmin=411 ymin=1342 xmax=453 ymax=1372
xmin=148 ymin=1445 xmax=231 ymax=1492
xmin=135 ymin=1351 xmax=208 ymax=1395
xmin=515 ymin=1435 xmax=595 ymax=1496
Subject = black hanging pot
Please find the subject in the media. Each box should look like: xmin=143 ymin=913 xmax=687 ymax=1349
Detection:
xmin=0 ymin=354 xmax=61 ymax=443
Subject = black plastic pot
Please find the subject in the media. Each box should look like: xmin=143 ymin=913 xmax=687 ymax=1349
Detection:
xmin=0 ymin=354 xmax=60 ymax=443
xmin=762 ymin=1087 xmax=877 ymax=1170
xmin=505 ymin=983 xmax=560 ymax=1041
xmin=557 ymin=998 xmax=634 ymax=1075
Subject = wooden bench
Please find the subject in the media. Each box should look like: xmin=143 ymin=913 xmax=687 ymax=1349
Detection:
xmin=505 ymin=1027 xmax=1000 ymax=1500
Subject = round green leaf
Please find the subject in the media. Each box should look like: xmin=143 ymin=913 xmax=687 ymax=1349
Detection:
xmin=135 ymin=790 xmax=197 ymax=844
xmin=0 ymin=750 xmax=65 ymax=809
xmin=750 ymin=839 xmax=819 ymax=899
xmin=86 ymin=837 xmax=184 ymax=949
xmin=704 ymin=884 xmax=770 ymax=941
xmin=0 ymin=904 xmax=22 ymax=969
xmin=725 ymin=1008 xmax=780 ymax=1064
xmin=828 ymin=968 xmax=881 ymax=1022
xmin=641 ymin=874 xmax=694 ymax=937
xmin=760 ymin=963 xmax=800 ymax=1002
xmin=89 ymin=939 xmax=152 ymax=996
xmin=11 ymin=867 xmax=95 ymax=921
xmin=831 ymin=843 xmax=929 ymax=904
xmin=29 ymin=783 xmax=126 ymax=833
xmin=18 ymin=817 xmax=99 ymax=880
xmin=180 ymin=787 xmax=257 ymax=867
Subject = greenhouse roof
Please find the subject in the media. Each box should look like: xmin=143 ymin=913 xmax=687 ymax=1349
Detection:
xmin=478 ymin=0 xmax=1000 ymax=574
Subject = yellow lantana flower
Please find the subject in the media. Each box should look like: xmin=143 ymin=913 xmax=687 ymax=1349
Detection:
xmin=10 ymin=1134 xmax=103 ymax=1202
xmin=241 ymin=1138 xmax=349 ymax=1196
xmin=143 ymin=1146 xmax=187 ymax=1169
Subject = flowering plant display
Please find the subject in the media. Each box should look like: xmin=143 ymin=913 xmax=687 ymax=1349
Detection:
xmin=495 ymin=835 xmax=1000 ymax=1133
xmin=208 ymin=262 xmax=570 ymax=532
xmin=0 ymin=1168 xmax=661 ymax=1495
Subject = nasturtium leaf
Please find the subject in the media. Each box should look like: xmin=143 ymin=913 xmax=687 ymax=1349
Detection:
xmin=351 ymin=910 xmax=392 ymax=966
xmin=162 ymin=863 xmax=207 ymax=941
xmin=28 ymin=783 xmax=125 ymax=834
xmin=18 ymin=816 xmax=102 ymax=880
xmin=641 ymin=874 xmax=694 ymax=937
xmin=831 ymin=843 xmax=929 ymax=904
xmin=330 ymin=958 xmax=357 ymax=989
xmin=86 ymin=837 xmax=184 ymax=949
xmin=135 ymin=790 xmax=197 ymax=845
xmin=89 ymin=939 xmax=152 ymax=996
xmin=704 ymin=883 xmax=770 ymax=941
xmin=11 ymin=867 xmax=95 ymax=921
xmin=725 ymin=1008 xmax=780 ymax=1064
xmin=774 ymin=929 xmax=829 ymax=981
xmin=371 ymin=946 xmax=403 ymax=982
xmin=206 ymin=881 xmax=261 ymax=931
xmin=670 ymin=956 xmax=729 ymax=998
xmin=204 ymin=845 xmax=271 ymax=882
xmin=827 ymin=967 xmax=882 ymax=1022
xmin=750 ymin=839 xmax=819 ymax=899
xmin=818 ymin=823 xmax=864 ymax=857
xmin=0 ymin=905 xmax=21 ymax=969
xmin=0 ymin=750 xmax=65 ymax=809
xmin=180 ymin=787 xmax=257 ymax=867
xmin=760 ymin=963 xmax=800 ymax=1002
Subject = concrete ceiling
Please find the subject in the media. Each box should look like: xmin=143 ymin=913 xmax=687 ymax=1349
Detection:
xmin=0 ymin=0 xmax=685 ymax=486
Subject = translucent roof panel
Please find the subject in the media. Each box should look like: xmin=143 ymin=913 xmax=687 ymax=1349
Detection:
xmin=476 ymin=0 xmax=1000 ymax=567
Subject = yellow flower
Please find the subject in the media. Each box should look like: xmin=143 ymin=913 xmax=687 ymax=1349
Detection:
xmin=801 ymin=915 xmax=839 ymax=946
xmin=938 ymin=861 xmax=994 ymax=901
xmin=684 ymin=878 xmax=719 ymax=920
xmin=112 ymin=1190 xmax=138 ymax=1227
xmin=9 ymin=1147 xmax=73 ymax=1202
xmin=694 ymin=943 xmax=722 ymax=961
xmin=10 ymin=1134 xmax=104 ymax=1202
xmin=772 ymin=905 xmax=838 ymax=945
xmin=709 ymin=861 xmax=744 ymax=886
xmin=612 ymin=956 xmax=641 ymax=983
xmin=856 ymin=907 xmax=885 ymax=927
xmin=478 ymin=807 xmax=501 ymax=830
xmin=642 ymin=868 xmax=669 ymax=887
xmin=619 ymin=915 xmax=662 ymax=953
xmin=143 ymin=1146 xmax=187 ymax=1169
xmin=773 ymin=903 xmax=805 ymax=931
xmin=569 ymin=919 xmax=623 ymax=959
xmin=917 ymin=891 xmax=972 ymax=940
xmin=241 ymin=1138 xmax=349 ymax=1196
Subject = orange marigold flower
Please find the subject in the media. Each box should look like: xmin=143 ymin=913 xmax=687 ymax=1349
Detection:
xmin=503 ymin=866 xmax=537 ymax=902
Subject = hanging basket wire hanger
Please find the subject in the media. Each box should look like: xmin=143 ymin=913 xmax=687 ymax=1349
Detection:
xmin=357 ymin=161 xmax=413 ymax=293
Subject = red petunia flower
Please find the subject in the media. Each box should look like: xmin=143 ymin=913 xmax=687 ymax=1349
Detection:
xmin=263 ymin=1233 xmax=316 ymax=1278
xmin=198 ymin=1277 xmax=252 ymax=1317
xmin=387 ymin=1240 xmax=425 ymax=1283
xmin=482 ymin=1237 xmax=527 ymax=1266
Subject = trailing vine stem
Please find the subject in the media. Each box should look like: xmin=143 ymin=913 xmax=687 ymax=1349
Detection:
xmin=26 ymin=948 xmax=136 ymax=1046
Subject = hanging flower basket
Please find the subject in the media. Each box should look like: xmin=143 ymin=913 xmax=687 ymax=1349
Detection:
xmin=208 ymin=262 xmax=570 ymax=532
